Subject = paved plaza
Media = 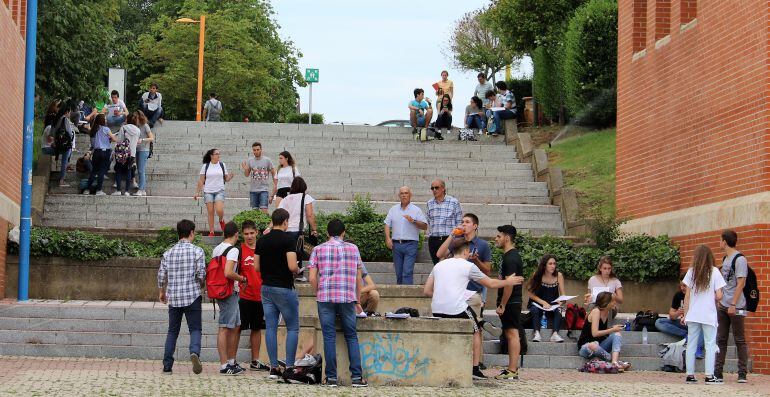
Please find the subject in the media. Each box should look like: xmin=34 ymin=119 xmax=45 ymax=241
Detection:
xmin=0 ymin=356 xmax=767 ymax=396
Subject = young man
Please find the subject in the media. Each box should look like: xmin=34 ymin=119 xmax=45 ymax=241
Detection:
xmin=408 ymin=88 xmax=433 ymax=134
xmin=715 ymin=230 xmax=750 ymax=383
xmin=358 ymin=264 xmax=380 ymax=314
xmin=157 ymin=219 xmax=206 ymax=375
xmin=434 ymin=70 xmax=454 ymax=109
xmin=213 ymin=221 xmax=248 ymax=375
xmin=384 ymin=186 xmax=427 ymax=285
xmin=655 ymin=282 xmax=705 ymax=358
xmin=308 ymin=219 xmax=368 ymax=387
xmin=493 ymin=225 xmax=523 ymax=380
xmin=102 ymin=90 xmax=128 ymax=127
xmin=424 ymin=241 xmax=523 ymax=380
xmin=140 ymin=83 xmax=163 ymax=127
xmin=426 ymin=178 xmax=463 ymax=265
xmin=474 ymin=73 xmax=495 ymax=108
xmin=203 ymin=92 xmax=223 ymax=122
xmin=240 ymin=142 xmax=276 ymax=214
xmin=491 ymin=81 xmax=516 ymax=136
xmin=256 ymin=208 xmax=300 ymax=379
xmin=236 ymin=220 xmax=269 ymax=371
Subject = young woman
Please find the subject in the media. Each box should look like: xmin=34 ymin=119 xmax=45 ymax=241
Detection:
xmin=577 ymin=291 xmax=631 ymax=371
xmin=86 ymin=114 xmax=116 ymax=195
xmin=434 ymin=94 xmax=452 ymax=140
xmin=194 ymin=148 xmax=234 ymax=236
xmin=276 ymin=177 xmax=318 ymax=241
xmin=113 ymin=113 xmax=140 ymax=196
xmin=585 ymin=256 xmax=624 ymax=318
xmin=51 ymin=103 xmax=77 ymax=187
xmin=133 ymin=110 xmax=155 ymax=196
xmin=682 ymin=245 xmax=726 ymax=384
xmin=465 ymin=96 xmax=486 ymax=132
xmin=527 ymin=254 xmax=566 ymax=342
xmin=273 ymin=151 xmax=300 ymax=208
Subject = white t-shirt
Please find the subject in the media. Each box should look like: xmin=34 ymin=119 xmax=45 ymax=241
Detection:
xmin=200 ymin=161 xmax=228 ymax=193
xmin=683 ymin=267 xmax=726 ymax=327
xmin=105 ymin=100 xmax=127 ymax=118
xmin=429 ymin=258 xmax=486 ymax=315
xmin=213 ymin=242 xmax=240 ymax=292
xmin=278 ymin=193 xmax=315 ymax=232
xmin=276 ymin=166 xmax=300 ymax=189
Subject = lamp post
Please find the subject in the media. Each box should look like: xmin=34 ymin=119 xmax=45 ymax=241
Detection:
xmin=176 ymin=16 xmax=206 ymax=121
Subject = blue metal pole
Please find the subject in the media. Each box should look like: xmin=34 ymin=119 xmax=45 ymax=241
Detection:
xmin=18 ymin=0 xmax=39 ymax=301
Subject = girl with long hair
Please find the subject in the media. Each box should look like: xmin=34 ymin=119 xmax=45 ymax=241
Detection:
xmin=682 ymin=244 xmax=726 ymax=384
xmin=273 ymin=151 xmax=300 ymax=208
xmin=434 ymin=94 xmax=452 ymax=140
xmin=585 ymin=256 xmax=624 ymax=318
xmin=527 ymin=254 xmax=566 ymax=342
xmin=577 ymin=291 xmax=630 ymax=371
xmin=133 ymin=110 xmax=155 ymax=196
xmin=113 ymin=112 xmax=141 ymax=196
xmin=85 ymin=114 xmax=116 ymax=195
xmin=194 ymin=148 xmax=234 ymax=236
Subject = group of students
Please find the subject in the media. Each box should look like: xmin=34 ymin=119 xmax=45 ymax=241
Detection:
xmin=408 ymin=71 xmax=517 ymax=140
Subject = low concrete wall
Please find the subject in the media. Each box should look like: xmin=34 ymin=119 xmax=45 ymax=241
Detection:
xmin=315 ymin=317 xmax=473 ymax=387
xmin=297 ymin=284 xmax=430 ymax=317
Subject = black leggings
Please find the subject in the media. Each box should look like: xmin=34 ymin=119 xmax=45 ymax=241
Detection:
xmin=435 ymin=112 xmax=452 ymax=129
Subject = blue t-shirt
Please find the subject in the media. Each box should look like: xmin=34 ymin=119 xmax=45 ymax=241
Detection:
xmin=449 ymin=236 xmax=492 ymax=292
xmin=410 ymin=99 xmax=429 ymax=115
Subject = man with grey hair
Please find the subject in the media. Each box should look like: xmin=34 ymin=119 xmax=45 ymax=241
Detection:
xmin=384 ymin=186 xmax=427 ymax=284
xmin=426 ymin=179 xmax=463 ymax=265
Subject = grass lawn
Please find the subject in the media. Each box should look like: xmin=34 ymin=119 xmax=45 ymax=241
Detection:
xmin=543 ymin=128 xmax=616 ymax=218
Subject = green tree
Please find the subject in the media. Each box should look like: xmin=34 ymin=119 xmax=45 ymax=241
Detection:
xmin=445 ymin=9 xmax=520 ymax=81
xmin=136 ymin=0 xmax=303 ymax=121
xmin=485 ymin=0 xmax=587 ymax=53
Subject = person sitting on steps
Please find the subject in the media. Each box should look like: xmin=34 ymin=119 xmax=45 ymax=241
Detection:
xmin=655 ymin=281 xmax=705 ymax=358
xmin=527 ymin=254 xmax=566 ymax=343
xmin=408 ymin=88 xmax=433 ymax=135
xmin=577 ymin=291 xmax=631 ymax=372
xmin=433 ymin=94 xmax=452 ymax=140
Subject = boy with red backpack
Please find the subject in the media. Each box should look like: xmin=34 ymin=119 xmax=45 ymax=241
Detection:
xmin=236 ymin=220 xmax=269 ymax=371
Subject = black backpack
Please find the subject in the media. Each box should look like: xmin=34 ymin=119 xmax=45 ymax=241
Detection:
xmin=727 ymin=253 xmax=760 ymax=312
xmin=53 ymin=117 xmax=73 ymax=154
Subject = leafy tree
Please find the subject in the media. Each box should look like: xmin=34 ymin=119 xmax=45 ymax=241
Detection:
xmin=445 ymin=9 xmax=520 ymax=81
xmin=484 ymin=0 xmax=587 ymax=53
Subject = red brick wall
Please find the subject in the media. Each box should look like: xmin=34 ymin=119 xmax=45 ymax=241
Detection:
xmin=672 ymin=225 xmax=770 ymax=374
xmin=654 ymin=0 xmax=671 ymax=40
xmin=617 ymin=1 xmax=770 ymax=220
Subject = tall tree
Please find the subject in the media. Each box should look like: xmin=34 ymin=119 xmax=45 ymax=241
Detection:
xmin=445 ymin=9 xmax=520 ymax=81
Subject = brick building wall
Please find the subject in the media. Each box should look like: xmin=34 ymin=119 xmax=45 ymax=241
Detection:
xmin=0 ymin=0 xmax=26 ymax=298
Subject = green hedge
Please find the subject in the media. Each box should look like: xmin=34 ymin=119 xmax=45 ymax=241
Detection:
xmin=505 ymin=78 xmax=533 ymax=118
xmin=284 ymin=113 xmax=324 ymax=124
xmin=313 ymin=196 xmax=394 ymax=262
xmin=562 ymin=0 xmax=618 ymax=127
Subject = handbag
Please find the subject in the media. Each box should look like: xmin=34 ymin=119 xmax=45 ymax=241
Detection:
xmin=295 ymin=193 xmax=318 ymax=263
xmin=632 ymin=310 xmax=660 ymax=332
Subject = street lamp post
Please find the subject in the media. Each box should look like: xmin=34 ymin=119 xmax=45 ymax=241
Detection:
xmin=176 ymin=16 xmax=206 ymax=121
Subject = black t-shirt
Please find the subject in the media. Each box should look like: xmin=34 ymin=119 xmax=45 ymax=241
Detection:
xmin=496 ymin=249 xmax=523 ymax=306
xmin=255 ymin=229 xmax=296 ymax=289
xmin=671 ymin=291 xmax=685 ymax=310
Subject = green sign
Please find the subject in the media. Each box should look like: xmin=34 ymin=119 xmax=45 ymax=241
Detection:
xmin=305 ymin=68 xmax=319 ymax=83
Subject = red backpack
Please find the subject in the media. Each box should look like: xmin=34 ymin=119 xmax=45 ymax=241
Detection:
xmin=206 ymin=246 xmax=237 ymax=300
xmin=565 ymin=303 xmax=587 ymax=335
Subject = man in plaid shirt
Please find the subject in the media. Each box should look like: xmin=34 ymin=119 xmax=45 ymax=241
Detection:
xmin=157 ymin=219 xmax=206 ymax=375
xmin=308 ymin=219 xmax=367 ymax=387
xmin=426 ymin=178 xmax=463 ymax=264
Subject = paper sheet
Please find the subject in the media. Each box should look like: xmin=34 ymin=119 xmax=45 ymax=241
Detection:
xmin=531 ymin=302 xmax=561 ymax=312
xmin=552 ymin=295 xmax=578 ymax=303
xmin=591 ymin=287 xmax=611 ymax=303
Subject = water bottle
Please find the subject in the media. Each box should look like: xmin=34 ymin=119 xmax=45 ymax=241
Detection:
xmin=541 ymin=315 xmax=547 ymax=329
xmin=624 ymin=318 xmax=631 ymax=331
xmin=642 ymin=326 xmax=648 ymax=345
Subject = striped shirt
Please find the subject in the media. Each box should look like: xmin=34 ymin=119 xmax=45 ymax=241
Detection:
xmin=426 ymin=195 xmax=463 ymax=237
xmin=157 ymin=240 xmax=206 ymax=307
xmin=308 ymin=237 xmax=363 ymax=303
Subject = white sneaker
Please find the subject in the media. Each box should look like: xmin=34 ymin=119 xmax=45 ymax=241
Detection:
xmin=95 ymin=191 xmax=106 ymax=196
xmin=131 ymin=181 xmax=139 ymax=189
xmin=550 ymin=332 xmax=564 ymax=343
xmin=532 ymin=330 xmax=541 ymax=342
xmin=112 ymin=182 xmax=117 ymax=188
xmin=123 ymin=192 xmax=131 ymax=196
xmin=141 ymin=190 xmax=148 ymax=196
xmin=81 ymin=191 xmax=90 ymax=195
xmin=111 ymin=191 xmax=122 ymax=196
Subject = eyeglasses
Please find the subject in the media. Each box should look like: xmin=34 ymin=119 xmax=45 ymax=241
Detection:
xmin=212 ymin=152 xmax=221 ymax=156
xmin=430 ymin=186 xmax=441 ymax=190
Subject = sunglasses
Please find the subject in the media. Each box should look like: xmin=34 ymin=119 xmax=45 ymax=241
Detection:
xmin=430 ymin=186 xmax=441 ymax=190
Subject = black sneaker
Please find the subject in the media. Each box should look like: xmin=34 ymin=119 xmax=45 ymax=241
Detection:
xmin=351 ymin=377 xmax=368 ymax=387
xmin=233 ymin=362 xmax=245 ymax=373
xmin=685 ymin=375 xmax=697 ymax=384
xmin=478 ymin=362 xmax=487 ymax=371
xmin=472 ymin=367 xmax=487 ymax=380
xmin=220 ymin=364 xmax=244 ymax=376
xmin=269 ymin=367 xmax=283 ymax=380
xmin=714 ymin=372 xmax=723 ymax=381
xmin=277 ymin=359 xmax=287 ymax=369
xmin=738 ymin=373 xmax=747 ymax=383
xmin=705 ymin=375 xmax=723 ymax=385
xmin=324 ymin=378 xmax=338 ymax=387
xmin=250 ymin=360 xmax=270 ymax=371
xmin=494 ymin=369 xmax=519 ymax=380
xmin=190 ymin=353 xmax=202 ymax=374
xmin=162 ymin=367 xmax=172 ymax=375
xmin=411 ymin=127 xmax=418 ymax=135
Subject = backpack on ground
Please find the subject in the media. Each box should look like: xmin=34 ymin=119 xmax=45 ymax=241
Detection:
xmin=282 ymin=354 xmax=323 ymax=384
xmin=458 ymin=128 xmax=477 ymax=141
xmin=728 ymin=253 xmax=760 ymax=312
xmin=564 ymin=303 xmax=587 ymax=338
xmin=53 ymin=117 xmax=73 ymax=154
xmin=486 ymin=116 xmax=497 ymax=134
xmin=659 ymin=337 xmax=686 ymax=372
xmin=114 ymin=138 xmax=131 ymax=165
xmin=206 ymin=245 xmax=237 ymax=300
xmin=203 ymin=162 xmax=227 ymax=184
xmin=579 ymin=358 xmax=619 ymax=374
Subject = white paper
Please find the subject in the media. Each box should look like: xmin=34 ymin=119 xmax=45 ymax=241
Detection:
xmin=531 ymin=302 xmax=560 ymax=312
xmin=552 ymin=295 xmax=578 ymax=303
xmin=490 ymin=107 xmax=505 ymax=111
xmin=591 ymin=287 xmax=611 ymax=303
xmin=385 ymin=312 xmax=410 ymax=319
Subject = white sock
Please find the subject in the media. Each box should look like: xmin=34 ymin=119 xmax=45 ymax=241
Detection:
xmin=227 ymin=359 xmax=235 ymax=365
xmin=220 ymin=363 xmax=228 ymax=370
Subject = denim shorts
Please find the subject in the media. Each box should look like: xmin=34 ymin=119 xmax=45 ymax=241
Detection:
xmin=204 ymin=189 xmax=226 ymax=203
xmin=250 ymin=191 xmax=269 ymax=209
xmin=217 ymin=293 xmax=241 ymax=329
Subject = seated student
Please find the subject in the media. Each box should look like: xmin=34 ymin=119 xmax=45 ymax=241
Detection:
xmin=408 ymin=88 xmax=433 ymax=134
xmin=357 ymin=264 xmax=380 ymax=315
xmin=465 ymin=96 xmax=486 ymax=132
xmin=491 ymin=81 xmax=516 ymax=136
xmin=423 ymin=241 xmax=523 ymax=380
xmin=103 ymin=90 xmax=129 ymax=128
xmin=655 ymin=281 xmax=705 ymax=358
xmin=433 ymin=94 xmax=452 ymax=140
xmin=584 ymin=256 xmax=624 ymax=320
xmin=140 ymin=83 xmax=163 ymax=128
xmin=577 ymin=291 xmax=631 ymax=372
xmin=527 ymin=254 xmax=566 ymax=343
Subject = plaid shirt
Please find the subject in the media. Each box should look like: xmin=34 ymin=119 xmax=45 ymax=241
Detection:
xmin=157 ymin=240 xmax=206 ymax=307
xmin=426 ymin=195 xmax=463 ymax=237
xmin=308 ymin=237 xmax=363 ymax=303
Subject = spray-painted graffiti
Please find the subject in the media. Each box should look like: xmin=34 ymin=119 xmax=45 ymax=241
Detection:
xmin=360 ymin=333 xmax=432 ymax=379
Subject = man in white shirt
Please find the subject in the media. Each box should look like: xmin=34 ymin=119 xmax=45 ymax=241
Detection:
xmin=423 ymin=241 xmax=523 ymax=380
xmin=384 ymin=186 xmax=427 ymax=285
xmin=102 ymin=90 xmax=129 ymax=127
xmin=140 ymin=83 xmax=163 ymax=128
xmin=474 ymin=73 xmax=495 ymax=108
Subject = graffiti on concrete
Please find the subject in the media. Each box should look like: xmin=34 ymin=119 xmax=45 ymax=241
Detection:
xmin=360 ymin=333 xmax=431 ymax=379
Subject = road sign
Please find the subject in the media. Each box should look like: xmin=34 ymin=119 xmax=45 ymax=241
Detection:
xmin=305 ymin=68 xmax=319 ymax=83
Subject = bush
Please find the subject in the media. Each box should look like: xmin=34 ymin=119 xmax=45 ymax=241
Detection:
xmin=231 ymin=209 xmax=272 ymax=232
xmin=312 ymin=195 xmax=392 ymax=262
xmin=285 ymin=113 xmax=324 ymax=124
xmin=505 ymin=78 xmax=533 ymax=119
xmin=562 ymin=0 xmax=618 ymax=127
xmin=532 ymin=44 xmax=567 ymax=121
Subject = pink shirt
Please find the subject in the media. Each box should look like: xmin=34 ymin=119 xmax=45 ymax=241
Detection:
xmin=308 ymin=237 xmax=363 ymax=303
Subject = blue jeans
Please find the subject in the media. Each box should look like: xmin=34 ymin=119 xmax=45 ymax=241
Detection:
xmin=107 ymin=114 xmax=126 ymax=127
xmin=58 ymin=149 xmax=72 ymax=182
xmin=655 ymin=317 xmax=704 ymax=351
xmin=87 ymin=149 xmax=111 ymax=194
xmin=261 ymin=285 xmax=300 ymax=367
xmin=163 ymin=296 xmax=202 ymax=370
xmin=686 ymin=322 xmax=717 ymax=376
xmin=392 ymin=240 xmax=418 ymax=285
xmin=136 ymin=150 xmax=150 ymax=190
xmin=492 ymin=109 xmax=516 ymax=134
xmin=114 ymin=159 xmax=133 ymax=193
xmin=579 ymin=332 xmax=622 ymax=361
xmin=142 ymin=105 xmax=163 ymax=127
xmin=317 ymin=302 xmax=363 ymax=381
xmin=42 ymin=147 xmax=55 ymax=156
xmin=466 ymin=114 xmax=485 ymax=130
xmin=530 ymin=304 xmax=562 ymax=331
xmin=249 ymin=191 xmax=269 ymax=209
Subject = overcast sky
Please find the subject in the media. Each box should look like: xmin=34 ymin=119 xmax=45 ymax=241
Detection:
xmin=272 ymin=0 xmax=532 ymax=125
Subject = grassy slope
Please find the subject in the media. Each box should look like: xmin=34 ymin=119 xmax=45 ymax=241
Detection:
xmin=545 ymin=128 xmax=616 ymax=218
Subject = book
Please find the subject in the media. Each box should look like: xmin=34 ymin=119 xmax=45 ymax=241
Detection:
xmin=432 ymin=82 xmax=440 ymax=92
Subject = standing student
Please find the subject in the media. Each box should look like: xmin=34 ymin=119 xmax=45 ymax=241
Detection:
xmin=256 ymin=209 xmax=300 ymax=379
xmin=203 ymin=93 xmax=223 ymax=121
xmin=426 ymin=178 xmax=462 ymax=265
xmin=683 ymin=244 xmax=726 ymax=385
xmin=134 ymin=110 xmax=155 ymax=197
xmin=527 ymin=254 xmax=566 ymax=343
xmin=274 ymin=151 xmax=299 ymax=208
xmin=277 ymin=177 xmax=318 ymax=240
xmin=384 ymin=186 xmax=427 ymax=285
xmin=241 ymin=142 xmax=276 ymax=214
xmin=51 ymin=103 xmax=77 ymax=187
xmin=212 ymin=222 xmax=248 ymax=375
xmin=474 ymin=73 xmax=495 ymax=108
xmin=493 ymin=225 xmax=524 ymax=380
xmin=194 ymin=148 xmax=235 ymax=236
xmin=715 ymin=230 xmax=751 ymax=383
xmin=112 ymin=113 xmax=140 ymax=196
xmin=434 ymin=70 xmax=454 ymax=108
xmin=86 ymin=114 xmax=115 ymax=195
xmin=157 ymin=219 xmax=205 ymax=375
xmin=236 ymin=220 xmax=269 ymax=371
xmin=577 ymin=292 xmax=631 ymax=372
xmin=308 ymin=219 xmax=368 ymax=387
